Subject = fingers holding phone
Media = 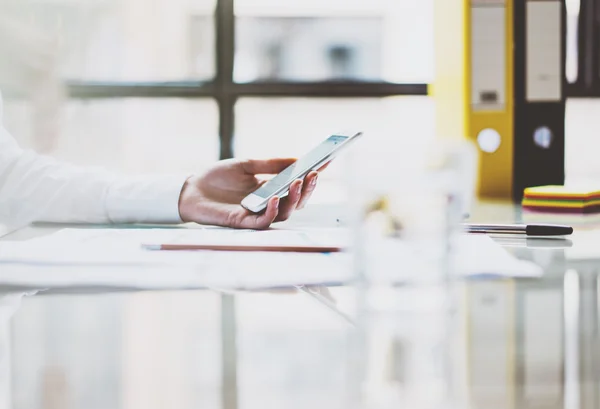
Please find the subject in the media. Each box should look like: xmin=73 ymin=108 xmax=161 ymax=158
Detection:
xmin=240 ymin=131 xmax=362 ymax=213
xmin=275 ymin=179 xmax=304 ymax=221
xmin=274 ymin=171 xmax=319 ymax=220
xmin=296 ymin=171 xmax=318 ymax=210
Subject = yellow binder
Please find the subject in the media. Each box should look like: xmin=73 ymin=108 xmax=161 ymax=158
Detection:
xmin=432 ymin=0 xmax=514 ymax=199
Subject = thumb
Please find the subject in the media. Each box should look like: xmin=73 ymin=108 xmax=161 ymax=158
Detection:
xmin=242 ymin=158 xmax=296 ymax=175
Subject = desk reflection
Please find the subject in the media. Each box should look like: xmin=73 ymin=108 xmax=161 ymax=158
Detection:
xmin=7 ymin=291 xmax=223 ymax=409
xmin=5 ymin=288 xmax=351 ymax=409
xmin=1 ymin=292 xmax=29 ymax=409
xmin=3 ymin=262 xmax=600 ymax=409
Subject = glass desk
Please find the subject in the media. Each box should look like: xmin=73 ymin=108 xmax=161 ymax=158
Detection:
xmin=1 ymin=202 xmax=599 ymax=409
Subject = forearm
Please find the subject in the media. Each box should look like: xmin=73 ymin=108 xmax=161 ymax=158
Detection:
xmin=0 ymin=129 xmax=186 ymax=227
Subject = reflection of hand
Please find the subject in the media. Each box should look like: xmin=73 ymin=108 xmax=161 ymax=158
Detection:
xmin=178 ymin=158 xmax=320 ymax=229
xmin=251 ymin=286 xmax=338 ymax=307
xmin=304 ymin=286 xmax=337 ymax=305
xmin=212 ymin=286 xmax=336 ymax=304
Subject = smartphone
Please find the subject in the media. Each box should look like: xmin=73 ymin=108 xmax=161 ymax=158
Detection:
xmin=241 ymin=131 xmax=363 ymax=213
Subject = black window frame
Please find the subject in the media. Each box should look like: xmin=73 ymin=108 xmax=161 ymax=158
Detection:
xmin=63 ymin=0 xmax=427 ymax=160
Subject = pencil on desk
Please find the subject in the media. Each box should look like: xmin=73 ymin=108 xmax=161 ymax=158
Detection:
xmin=142 ymin=243 xmax=342 ymax=253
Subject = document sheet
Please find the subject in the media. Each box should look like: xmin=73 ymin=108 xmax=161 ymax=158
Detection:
xmin=0 ymin=227 xmax=542 ymax=289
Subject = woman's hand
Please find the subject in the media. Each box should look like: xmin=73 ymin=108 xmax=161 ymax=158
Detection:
xmin=178 ymin=158 xmax=320 ymax=229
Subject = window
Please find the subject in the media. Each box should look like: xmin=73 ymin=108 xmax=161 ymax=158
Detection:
xmin=1 ymin=0 xmax=431 ymax=175
xmin=0 ymin=0 xmax=217 ymax=82
xmin=235 ymin=16 xmax=385 ymax=83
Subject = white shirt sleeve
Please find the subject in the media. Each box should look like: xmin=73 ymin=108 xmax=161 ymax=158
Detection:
xmin=0 ymin=95 xmax=187 ymax=228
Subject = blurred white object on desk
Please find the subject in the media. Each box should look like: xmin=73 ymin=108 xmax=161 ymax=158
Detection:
xmin=345 ymin=137 xmax=479 ymax=409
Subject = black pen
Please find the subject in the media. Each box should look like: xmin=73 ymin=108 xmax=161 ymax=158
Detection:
xmin=463 ymin=223 xmax=573 ymax=236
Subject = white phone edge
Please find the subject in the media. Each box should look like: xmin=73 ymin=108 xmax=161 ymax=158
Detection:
xmin=241 ymin=193 xmax=270 ymax=213
xmin=240 ymin=131 xmax=363 ymax=213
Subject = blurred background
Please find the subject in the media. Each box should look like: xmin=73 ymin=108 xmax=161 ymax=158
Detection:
xmin=0 ymin=0 xmax=435 ymax=205
xmin=1 ymin=0 xmax=597 ymax=197
xmin=1 ymin=1 xmax=599 ymax=408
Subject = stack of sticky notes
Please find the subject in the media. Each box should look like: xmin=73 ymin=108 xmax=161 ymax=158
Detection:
xmin=522 ymin=185 xmax=600 ymax=213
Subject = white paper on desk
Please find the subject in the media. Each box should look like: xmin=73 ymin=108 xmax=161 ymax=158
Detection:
xmin=149 ymin=226 xmax=347 ymax=247
xmin=365 ymin=234 xmax=542 ymax=282
xmin=0 ymin=227 xmax=346 ymax=266
xmin=0 ymin=227 xmax=350 ymax=289
xmin=0 ymin=228 xmax=541 ymax=289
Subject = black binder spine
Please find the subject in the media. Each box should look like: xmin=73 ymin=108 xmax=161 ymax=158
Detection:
xmin=513 ymin=0 xmax=567 ymax=202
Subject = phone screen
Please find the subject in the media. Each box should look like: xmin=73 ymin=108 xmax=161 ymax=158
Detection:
xmin=252 ymin=135 xmax=349 ymax=199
